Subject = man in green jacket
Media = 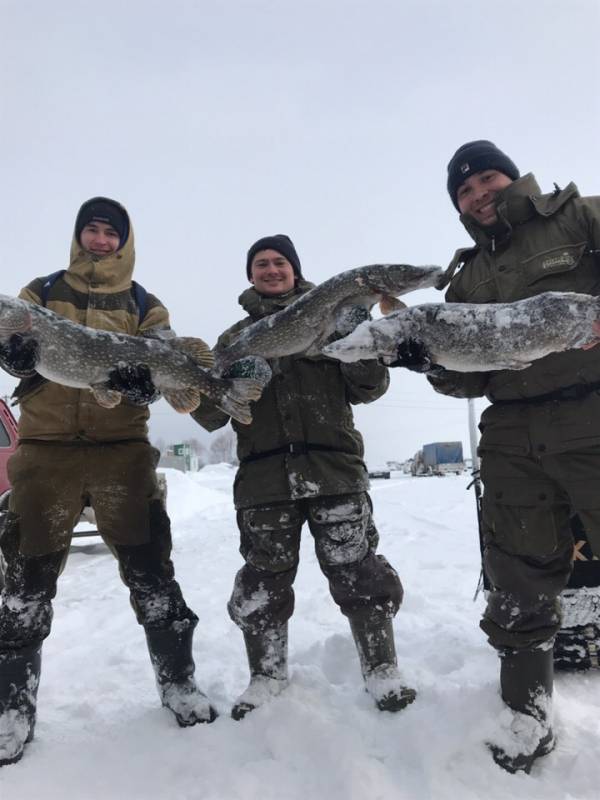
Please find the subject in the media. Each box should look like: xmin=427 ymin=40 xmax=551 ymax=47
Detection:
xmin=0 ymin=197 xmax=216 ymax=767
xmin=391 ymin=140 xmax=600 ymax=773
xmin=193 ymin=234 xmax=415 ymax=719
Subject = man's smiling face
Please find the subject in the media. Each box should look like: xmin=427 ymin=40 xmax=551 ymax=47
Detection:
xmin=456 ymin=169 xmax=514 ymax=226
xmin=250 ymin=249 xmax=296 ymax=296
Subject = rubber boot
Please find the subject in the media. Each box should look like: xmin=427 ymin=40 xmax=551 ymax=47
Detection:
xmin=349 ymin=616 xmax=416 ymax=712
xmin=488 ymin=646 xmax=555 ymax=774
xmin=145 ymin=619 xmax=217 ymax=726
xmin=0 ymin=644 xmax=42 ymax=767
xmin=231 ymin=625 xmax=288 ymax=721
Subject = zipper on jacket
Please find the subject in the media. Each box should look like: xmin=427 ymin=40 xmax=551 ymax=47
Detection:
xmin=491 ymin=236 xmax=496 ymax=253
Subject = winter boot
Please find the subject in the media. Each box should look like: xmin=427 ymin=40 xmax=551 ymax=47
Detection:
xmin=488 ymin=646 xmax=555 ymax=774
xmin=231 ymin=625 xmax=288 ymax=721
xmin=145 ymin=619 xmax=217 ymax=726
xmin=0 ymin=644 xmax=42 ymax=767
xmin=349 ymin=616 xmax=416 ymax=712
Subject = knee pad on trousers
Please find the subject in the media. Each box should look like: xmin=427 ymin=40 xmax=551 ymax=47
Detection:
xmin=309 ymin=495 xmax=370 ymax=566
xmin=237 ymin=505 xmax=301 ymax=574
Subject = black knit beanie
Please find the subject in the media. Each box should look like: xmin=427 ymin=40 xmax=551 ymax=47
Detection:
xmin=246 ymin=234 xmax=303 ymax=280
xmin=447 ymin=141 xmax=520 ymax=210
xmin=75 ymin=197 xmax=130 ymax=248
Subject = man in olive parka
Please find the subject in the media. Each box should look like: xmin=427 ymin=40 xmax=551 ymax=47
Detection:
xmin=192 ymin=234 xmax=415 ymax=719
xmin=0 ymin=197 xmax=216 ymax=768
xmin=391 ymin=140 xmax=600 ymax=773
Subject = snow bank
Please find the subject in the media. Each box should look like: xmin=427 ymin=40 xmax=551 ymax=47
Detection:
xmin=1 ymin=471 xmax=599 ymax=799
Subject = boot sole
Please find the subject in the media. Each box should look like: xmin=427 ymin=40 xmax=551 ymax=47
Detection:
xmin=0 ymin=750 xmax=25 ymax=768
xmin=0 ymin=740 xmax=28 ymax=768
xmin=169 ymin=705 xmax=218 ymax=726
xmin=489 ymin=731 xmax=555 ymax=774
xmin=376 ymin=688 xmax=417 ymax=713
xmin=231 ymin=702 xmax=255 ymax=721
xmin=0 ymin=721 xmax=34 ymax=767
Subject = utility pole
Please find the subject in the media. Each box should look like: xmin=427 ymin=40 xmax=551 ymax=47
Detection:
xmin=467 ymin=398 xmax=486 ymax=598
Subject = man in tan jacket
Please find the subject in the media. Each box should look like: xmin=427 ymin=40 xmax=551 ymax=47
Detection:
xmin=391 ymin=141 xmax=600 ymax=773
xmin=0 ymin=197 xmax=216 ymax=768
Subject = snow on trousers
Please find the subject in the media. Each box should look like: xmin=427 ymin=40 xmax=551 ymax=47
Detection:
xmin=0 ymin=442 xmax=196 ymax=651
xmin=228 ymin=492 xmax=403 ymax=633
xmin=478 ymin=446 xmax=600 ymax=651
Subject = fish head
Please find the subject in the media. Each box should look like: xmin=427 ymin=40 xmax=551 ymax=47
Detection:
xmin=354 ymin=264 xmax=443 ymax=299
xmin=0 ymin=295 xmax=32 ymax=340
xmin=322 ymin=314 xmax=399 ymax=363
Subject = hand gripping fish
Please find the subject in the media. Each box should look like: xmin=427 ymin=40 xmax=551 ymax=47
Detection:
xmin=0 ymin=294 xmax=266 ymax=423
xmin=322 ymin=291 xmax=600 ymax=371
xmin=214 ymin=263 xmax=443 ymax=371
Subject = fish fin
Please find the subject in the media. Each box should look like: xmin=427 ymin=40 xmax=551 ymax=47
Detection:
xmin=379 ymin=295 xmax=406 ymax=315
xmin=228 ymin=377 xmax=266 ymax=404
xmin=216 ymin=377 xmax=266 ymax=425
xmin=163 ymin=388 xmax=203 ymax=414
xmin=90 ymin=385 xmax=122 ymax=409
xmin=216 ymin=398 xmax=254 ymax=425
xmin=464 ymin=356 xmax=531 ymax=372
xmin=506 ymin=361 xmax=532 ymax=371
xmin=170 ymin=337 xmax=215 ymax=369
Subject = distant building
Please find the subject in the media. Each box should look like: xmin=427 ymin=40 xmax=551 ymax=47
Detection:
xmin=158 ymin=443 xmax=200 ymax=472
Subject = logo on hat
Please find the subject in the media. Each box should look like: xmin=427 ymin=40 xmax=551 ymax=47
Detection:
xmin=460 ymin=163 xmax=471 ymax=175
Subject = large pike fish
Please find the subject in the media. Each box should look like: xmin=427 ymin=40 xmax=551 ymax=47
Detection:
xmin=322 ymin=292 xmax=600 ymax=371
xmin=214 ymin=263 xmax=443 ymax=370
xmin=0 ymin=294 xmax=266 ymax=423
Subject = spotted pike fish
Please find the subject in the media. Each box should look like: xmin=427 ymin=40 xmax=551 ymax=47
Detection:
xmin=0 ymin=294 xmax=266 ymax=423
xmin=322 ymin=291 xmax=600 ymax=371
xmin=215 ymin=263 xmax=443 ymax=371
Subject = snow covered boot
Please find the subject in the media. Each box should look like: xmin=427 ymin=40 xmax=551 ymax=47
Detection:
xmin=145 ymin=619 xmax=217 ymax=726
xmin=488 ymin=646 xmax=555 ymax=774
xmin=231 ymin=626 xmax=288 ymax=721
xmin=350 ymin=616 xmax=416 ymax=712
xmin=0 ymin=644 xmax=42 ymax=767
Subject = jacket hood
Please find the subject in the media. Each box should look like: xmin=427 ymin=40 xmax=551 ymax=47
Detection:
xmin=459 ymin=173 xmax=580 ymax=248
xmin=67 ymin=199 xmax=135 ymax=293
xmin=238 ymin=279 xmax=316 ymax=320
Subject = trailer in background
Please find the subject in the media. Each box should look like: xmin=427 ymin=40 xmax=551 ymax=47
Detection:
xmin=411 ymin=441 xmax=465 ymax=476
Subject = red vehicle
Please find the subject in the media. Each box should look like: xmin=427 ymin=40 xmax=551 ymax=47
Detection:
xmin=0 ymin=399 xmax=18 ymax=586
xmin=0 ymin=398 xmax=18 ymax=506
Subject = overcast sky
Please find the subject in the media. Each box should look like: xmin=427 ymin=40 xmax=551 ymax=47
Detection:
xmin=2 ymin=0 xmax=599 ymax=464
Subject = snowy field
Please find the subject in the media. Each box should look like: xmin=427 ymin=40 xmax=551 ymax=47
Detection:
xmin=1 ymin=465 xmax=599 ymax=800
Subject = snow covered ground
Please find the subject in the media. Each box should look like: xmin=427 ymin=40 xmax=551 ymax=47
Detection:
xmin=1 ymin=465 xmax=599 ymax=799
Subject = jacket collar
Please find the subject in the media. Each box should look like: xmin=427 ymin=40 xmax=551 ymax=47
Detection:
xmin=239 ymin=279 xmax=315 ymax=320
xmin=66 ymin=216 xmax=136 ymax=293
xmin=459 ymin=173 xmax=542 ymax=248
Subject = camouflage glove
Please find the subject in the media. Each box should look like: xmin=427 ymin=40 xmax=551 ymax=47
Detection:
xmin=0 ymin=333 xmax=40 ymax=378
xmin=334 ymin=305 xmax=370 ymax=338
xmin=106 ymin=363 xmax=161 ymax=405
xmin=387 ymin=339 xmax=445 ymax=375
xmin=223 ymin=356 xmax=272 ymax=386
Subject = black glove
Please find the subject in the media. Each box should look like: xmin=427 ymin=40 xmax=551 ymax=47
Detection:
xmin=334 ymin=305 xmax=370 ymax=337
xmin=387 ymin=339 xmax=442 ymax=373
xmin=106 ymin=363 xmax=160 ymax=405
xmin=0 ymin=333 xmax=40 ymax=378
xmin=223 ymin=356 xmax=272 ymax=386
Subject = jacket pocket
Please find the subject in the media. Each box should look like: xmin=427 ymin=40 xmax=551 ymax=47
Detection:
xmin=478 ymin=406 xmax=530 ymax=456
xmin=522 ymin=242 xmax=587 ymax=289
xmin=482 ymin=480 xmax=559 ymax=557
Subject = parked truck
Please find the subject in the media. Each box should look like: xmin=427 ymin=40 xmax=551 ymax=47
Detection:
xmin=411 ymin=441 xmax=465 ymax=476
